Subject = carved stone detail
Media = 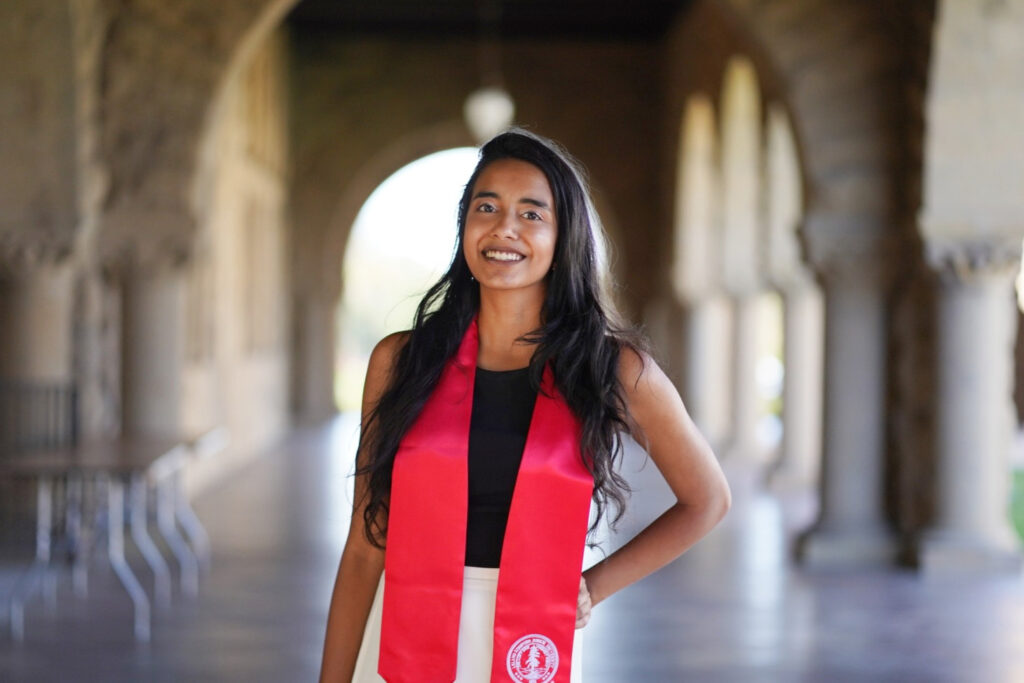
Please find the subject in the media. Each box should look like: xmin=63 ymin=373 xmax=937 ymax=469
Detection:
xmin=800 ymin=209 xmax=903 ymax=286
xmin=924 ymin=236 xmax=1022 ymax=285
xmin=0 ymin=235 xmax=75 ymax=278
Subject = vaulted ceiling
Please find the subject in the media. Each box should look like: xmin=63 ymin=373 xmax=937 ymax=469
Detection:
xmin=288 ymin=0 xmax=694 ymax=41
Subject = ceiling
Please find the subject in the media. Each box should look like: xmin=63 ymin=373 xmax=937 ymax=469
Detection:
xmin=287 ymin=0 xmax=694 ymax=41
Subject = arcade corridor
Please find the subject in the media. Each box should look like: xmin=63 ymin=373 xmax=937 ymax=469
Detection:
xmin=2 ymin=417 xmax=1023 ymax=682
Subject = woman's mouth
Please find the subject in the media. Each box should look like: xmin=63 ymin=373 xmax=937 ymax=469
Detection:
xmin=483 ymin=249 xmax=525 ymax=262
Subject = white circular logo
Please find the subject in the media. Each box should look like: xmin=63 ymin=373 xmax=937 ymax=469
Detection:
xmin=506 ymin=633 xmax=559 ymax=683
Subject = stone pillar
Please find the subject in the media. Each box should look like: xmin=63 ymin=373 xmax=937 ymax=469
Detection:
xmin=642 ymin=296 xmax=685 ymax=390
xmin=722 ymin=291 xmax=762 ymax=462
xmin=0 ymin=263 xmax=75 ymax=381
xmin=681 ymin=294 xmax=732 ymax=450
xmin=771 ymin=283 xmax=825 ymax=489
xmin=918 ymin=240 xmax=1024 ymax=572
xmin=292 ymin=292 xmax=338 ymax=423
xmin=0 ymin=262 xmax=77 ymax=446
xmin=121 ymin=266 xmax=186 ymax=438
xmin=797 ymin=228 xmax=898 ymax=567
xmin=73 ymin=266 xmax=119 ymax=441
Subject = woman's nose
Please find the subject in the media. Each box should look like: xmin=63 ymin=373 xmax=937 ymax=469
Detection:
xmin=491 ymin=212 xmax=517 ymax=238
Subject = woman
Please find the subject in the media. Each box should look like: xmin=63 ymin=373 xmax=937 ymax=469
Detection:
xmin=319 ymin=129 xmax=730 ymax=682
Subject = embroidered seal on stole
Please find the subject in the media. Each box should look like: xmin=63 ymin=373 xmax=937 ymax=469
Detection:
xmin=506 ymin=633 xmax=559 ymax=682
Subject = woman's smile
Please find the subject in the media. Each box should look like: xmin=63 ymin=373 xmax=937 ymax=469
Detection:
xmin=482 ymin=248 xmax=525 ymax=262
xmin=463 ymin=158 xmax=557 ymax=295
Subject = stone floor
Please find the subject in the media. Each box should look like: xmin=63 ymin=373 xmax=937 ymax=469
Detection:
xmin=2 ymin=415 xmax=1024 ymax=682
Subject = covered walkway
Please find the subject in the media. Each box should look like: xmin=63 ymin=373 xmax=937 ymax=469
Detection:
xmin=3 ymin=418 xmax=1023 ymax=682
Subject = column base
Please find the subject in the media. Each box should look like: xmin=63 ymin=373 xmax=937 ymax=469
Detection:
xmin=765 ymin=459 xmax=816 ymax=495
xmin=796 ymin=524 xmax=899 ymax=568
xmin=917 ymin=530 xmax=1023 ymax=575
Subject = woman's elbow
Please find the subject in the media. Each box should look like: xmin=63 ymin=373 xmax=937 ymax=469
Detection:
xmin=702 ymin=472 xmax=732 ymax=528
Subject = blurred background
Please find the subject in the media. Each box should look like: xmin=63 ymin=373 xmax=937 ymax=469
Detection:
xmin=2 ymin=0 xmax=1024 ymax=680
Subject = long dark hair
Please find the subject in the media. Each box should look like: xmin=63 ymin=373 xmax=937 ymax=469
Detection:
xmin=358 ymin=128 xmax=649 ymax=548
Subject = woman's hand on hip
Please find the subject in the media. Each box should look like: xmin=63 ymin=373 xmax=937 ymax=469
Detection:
xmin=575 ymin=576 xmax=592 ymax=629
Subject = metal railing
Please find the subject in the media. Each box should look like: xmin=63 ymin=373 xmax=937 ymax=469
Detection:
xmin=0 ymin=381 xmax=78 ymax=452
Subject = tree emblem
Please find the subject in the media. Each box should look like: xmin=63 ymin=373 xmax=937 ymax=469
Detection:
xmin=506 ymin=634 xmax=559 ymax=683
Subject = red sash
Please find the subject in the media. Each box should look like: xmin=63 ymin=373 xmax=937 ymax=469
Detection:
xmin=378 ymin=315 xmax=594 ymax=682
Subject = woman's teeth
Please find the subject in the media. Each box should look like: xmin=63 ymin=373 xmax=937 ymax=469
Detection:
xmin=484 ymin=250 xmax=524 ymax=262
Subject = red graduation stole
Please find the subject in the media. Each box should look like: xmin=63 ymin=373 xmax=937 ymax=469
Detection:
xmin=378 ymin=315 xmax=594 ymax=683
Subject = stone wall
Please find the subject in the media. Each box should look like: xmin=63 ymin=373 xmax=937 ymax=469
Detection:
xmin=181 ymin=29 xmax=292 ymax=494
xmin=0 ymin=2 xmax=78 ymax=266
xmin=287 ymin=33 xmax=664 ymax=419
xmin=288 ymin=34 xmax=662 ymax=315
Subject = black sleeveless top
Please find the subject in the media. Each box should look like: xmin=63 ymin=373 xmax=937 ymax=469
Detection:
xmin=465 ymin=366 xmax=539 ymax=567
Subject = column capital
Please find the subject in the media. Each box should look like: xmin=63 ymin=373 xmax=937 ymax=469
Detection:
xmin=99 ymin=235 xmax=193 ymax=283
xmin=924 ymin=236 xmax=1021 ymax=286
xmin=95 ymin=200 xmax=198 ymax=280
xmin=0 ymin=231 xmax=75 ymax=279
xmin=800 ymin=210 xmax=902 ymax=287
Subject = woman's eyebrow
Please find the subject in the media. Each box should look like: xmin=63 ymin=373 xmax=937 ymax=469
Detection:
xmin=471 ymin=190 xmax=549 ymax=209
xmin=520 ymin=197 xmax=549 ymax=209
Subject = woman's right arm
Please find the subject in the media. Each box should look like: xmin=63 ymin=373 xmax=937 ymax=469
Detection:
xmin=318 ymin=332 xmax=408 ymax=682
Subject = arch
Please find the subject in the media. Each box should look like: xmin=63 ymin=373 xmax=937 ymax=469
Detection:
xmin=323 ymin=121 xmax=477 ymax=301
xmin=711 ymin=0 xmax=911 ymax=564
xmin=718 ymin=54 xmax=762 ymax=294
xmin=672 ymin=94 xmax=719 ymax=303
xmin=920 ymin=0 xmax=1024 ymax=240
xmin=763 ymin=103 xmax=806 ymax=286
xmin=717 ymin=0 xmax=904 ymax=231
xmin=97 ymin=0 xmax=299 ymax=268
xmin=671 ymin=93 xmax=732 ymax=446
xmin=320 ymin=121 xmax=628 ymax=304
xmin=764 ymin=103 xmax=824 ymax=492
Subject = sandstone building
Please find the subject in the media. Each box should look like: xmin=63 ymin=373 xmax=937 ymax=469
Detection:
xmin=1 ymin=0 xmax=1023 ymax=582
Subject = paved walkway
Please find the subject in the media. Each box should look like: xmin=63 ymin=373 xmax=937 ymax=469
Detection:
xmin=2 ymin=415 xmax=1024 ymax=682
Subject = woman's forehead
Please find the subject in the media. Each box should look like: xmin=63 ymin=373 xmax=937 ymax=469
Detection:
xmin=471 ymin=158 xmax=554 ymax=200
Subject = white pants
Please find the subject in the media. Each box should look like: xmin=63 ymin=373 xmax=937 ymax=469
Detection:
xmin=352 ymin=566 xmax=583 ymax=682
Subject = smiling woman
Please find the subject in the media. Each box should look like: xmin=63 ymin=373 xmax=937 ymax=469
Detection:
xmin=462 ymin=158 xmax=559 ymax=341
xmin=320 ymin=129 xmax=730 ymax=683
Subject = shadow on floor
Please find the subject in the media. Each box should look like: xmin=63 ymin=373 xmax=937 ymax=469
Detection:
xmin=2 ymin=416 xmax=1024 ymax=682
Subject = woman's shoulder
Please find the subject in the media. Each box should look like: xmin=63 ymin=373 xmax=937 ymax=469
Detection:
xmin=370 ymin=330 xmax=411 ymax=363
xmin=614 ymin=342 xmax=671 ymax=402
xmin=364 ymin=331 xmax=412 ymax=397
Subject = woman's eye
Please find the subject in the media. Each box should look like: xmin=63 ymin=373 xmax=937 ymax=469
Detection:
xmin=523 ymin=211 xmax=541 ymax=220
xmin=476 ymin=203 xmax=496 ymax=213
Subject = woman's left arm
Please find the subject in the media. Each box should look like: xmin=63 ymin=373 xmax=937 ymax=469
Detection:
xmin=580 ymin=346 xmax=731 ymax=611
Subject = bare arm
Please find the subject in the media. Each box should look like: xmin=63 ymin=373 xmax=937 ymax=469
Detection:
xmin=318 ymin=332 xmax=408 ymax=682
xmin=580 ymin=347 xmax=731 ymax=608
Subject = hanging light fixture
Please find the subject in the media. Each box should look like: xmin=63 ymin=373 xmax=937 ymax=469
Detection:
xmin=464 ymin=0 xmax=515 ymax=142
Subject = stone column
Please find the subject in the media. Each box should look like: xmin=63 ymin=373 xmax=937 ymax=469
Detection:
xmin=73 ymin=265 xmax=119 ymax=441
xmin=0 ymin=262 xmax=77 ymax=446
xmin=642 ymin=296 xmax=686 ymax=391
xmin=918 ymin=239 xmax=1024 ymax=572
xmin=681 ymin=294 xmax=732 ymax=450
xmin=771 ymin=283 xmax=825 ymax=490
xmin=0 ymin=263 xmax=75 ymax=381
xmin=722 ymin=290 xmax=762 ymax=462
xmin=797 ymin=223 xmax=898 ymax=567
xmin=121 ymin=265 xmax=186 ymax=438
xmin=292 ymin=292 xmax=338 ymax=423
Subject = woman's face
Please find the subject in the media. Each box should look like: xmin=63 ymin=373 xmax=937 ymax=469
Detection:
xmin=463 ymin=159 xmax=557 ymax=298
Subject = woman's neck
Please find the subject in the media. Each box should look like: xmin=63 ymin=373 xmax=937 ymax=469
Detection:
xmin=476 ymin=287 xmax=545 ymax=370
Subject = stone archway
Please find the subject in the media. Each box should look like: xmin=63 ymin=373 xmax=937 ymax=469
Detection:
xmin=667 ymin=0 xmax=919 ymax=565
xmin=0 ymin=1 xmax=303 ymax=442
xmin=291 ymin=121 xmax=477 ymax=422
xmin=915 ymin=0 xmax=1024 ymax=572
xmin=92 ymin=0 xmax=299 ymax=267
